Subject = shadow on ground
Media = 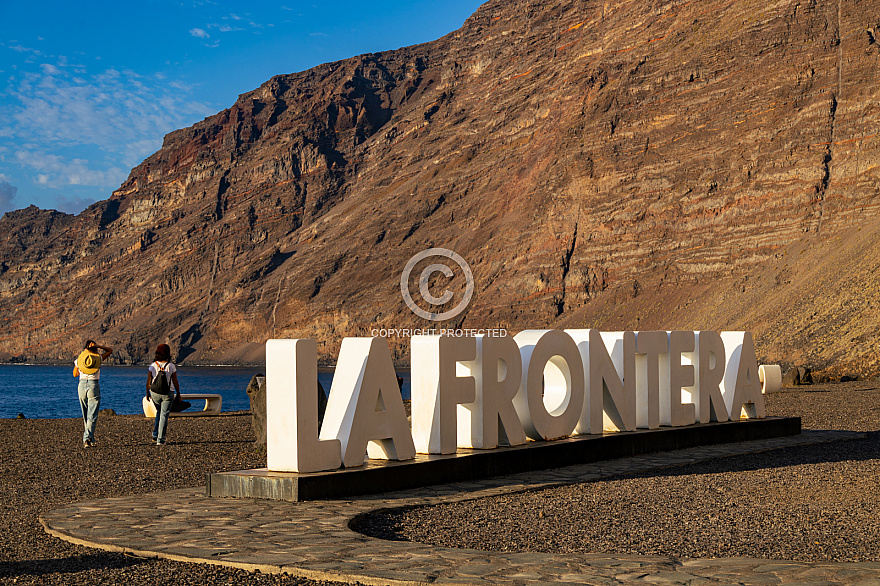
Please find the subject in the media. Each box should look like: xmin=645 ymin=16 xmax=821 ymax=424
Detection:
xmin=0 ymin=552 xmax=151 ymax=578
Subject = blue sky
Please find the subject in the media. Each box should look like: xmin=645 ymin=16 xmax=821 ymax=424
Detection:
xmin=0 ymin=0 xmax=485 ymax=215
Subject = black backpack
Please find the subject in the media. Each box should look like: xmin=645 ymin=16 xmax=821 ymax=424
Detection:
xmin=150 ymin=363 xmax=171 ymax=395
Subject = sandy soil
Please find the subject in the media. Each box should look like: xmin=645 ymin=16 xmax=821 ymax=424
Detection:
xmin=1 ymin=381 xmax=878 ymax=584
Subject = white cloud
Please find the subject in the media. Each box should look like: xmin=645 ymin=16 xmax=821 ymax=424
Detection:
xmin=6 ymin=67 xmax=213 ymax=151
xmin=189 ymin=11 xmax=268 ymax=44
xmin=0 ymin=54 xmax=216 ymax=194
xmin=218 ymin=13 xmax=264 ymax=30
xmin=53 ymin=194 xmax=97 ymax=215
xmin=16 ymin=150 xmax=127 ymax=189
xmin=0 ymin=178 xmax=18 ymax=212
xmin=8 ymin=44 xmax=41 ymax=55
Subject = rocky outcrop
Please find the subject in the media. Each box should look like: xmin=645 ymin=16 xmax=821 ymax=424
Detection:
xmin=1 ymin=0 xmax=879 ymax=378
xmin=783 ymin=367 xmax=813 ymax=387
xmin=246 ymin=374 xmax=326 ymax=450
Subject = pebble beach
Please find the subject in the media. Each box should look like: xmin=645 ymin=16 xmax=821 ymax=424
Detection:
xmin=2 ymin=382 xmax=879 ymax=585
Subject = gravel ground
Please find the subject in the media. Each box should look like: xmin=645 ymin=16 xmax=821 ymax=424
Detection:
xmin=1 ymin=383 xmax=878 ymax=584
xmin=0 ymin=412 xmax=351 ymax=585
xmin=357 ymin=382 xmax=880 ymax=562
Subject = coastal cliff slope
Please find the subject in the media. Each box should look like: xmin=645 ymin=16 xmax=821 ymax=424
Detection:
xmin=1 ymin=0 xmax=879 ymax=377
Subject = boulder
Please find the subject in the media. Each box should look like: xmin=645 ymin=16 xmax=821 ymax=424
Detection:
xmin=246 ymin=374 xmax=266 ymax=450
xmin=782 ymin=366 xmax=813 ymax=386
xmin=246 ymin=373 xmax=327 ymax=451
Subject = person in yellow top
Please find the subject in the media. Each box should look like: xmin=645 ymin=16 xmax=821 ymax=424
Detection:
xmin=73 ymin=340 xmax=113 ymax=448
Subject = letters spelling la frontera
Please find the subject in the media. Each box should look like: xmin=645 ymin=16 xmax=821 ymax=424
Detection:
xmin=265 ymin=330 xmax=764 ymax=473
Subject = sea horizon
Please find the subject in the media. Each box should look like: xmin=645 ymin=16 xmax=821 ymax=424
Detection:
xmin=2 ymin=364 xmax=411 ymax=420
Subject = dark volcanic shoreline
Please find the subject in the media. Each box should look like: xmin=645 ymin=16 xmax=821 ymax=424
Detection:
xmin=2 ymin=382 xmax=879 ymax=584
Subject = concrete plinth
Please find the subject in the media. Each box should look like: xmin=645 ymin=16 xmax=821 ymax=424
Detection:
xmin=207 ymin=416 xmax=800 ymax=502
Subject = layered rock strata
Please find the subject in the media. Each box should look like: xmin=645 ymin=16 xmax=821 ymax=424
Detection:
xmin=1 ymin=0 xmax=878 ymax=377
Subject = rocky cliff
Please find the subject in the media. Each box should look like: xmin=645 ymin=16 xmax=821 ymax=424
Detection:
xmin=1 ymin=0 xmax=879 ymax=379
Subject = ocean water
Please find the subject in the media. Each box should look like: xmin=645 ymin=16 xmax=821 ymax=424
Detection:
xmin=2 ymin=364 xmax=411 ymax=420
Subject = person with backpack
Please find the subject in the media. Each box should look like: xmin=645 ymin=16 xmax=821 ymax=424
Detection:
xmin=146 ymin=343 xmax=181 ymax=446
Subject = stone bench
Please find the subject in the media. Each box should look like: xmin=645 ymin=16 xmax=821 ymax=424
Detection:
xmin=142 ymin=394 xmax=223 ymax=418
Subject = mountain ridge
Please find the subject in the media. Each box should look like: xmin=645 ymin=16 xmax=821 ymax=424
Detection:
xmin=1 ymin=0 xmax=879 ymax=380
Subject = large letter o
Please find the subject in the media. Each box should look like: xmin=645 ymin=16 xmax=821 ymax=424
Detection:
xmin=513 ymin=330 xmax=585 ymax=440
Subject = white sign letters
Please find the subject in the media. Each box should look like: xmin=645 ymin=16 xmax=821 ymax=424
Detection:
xmin=266 ymin=330 xmax=764 ymax=473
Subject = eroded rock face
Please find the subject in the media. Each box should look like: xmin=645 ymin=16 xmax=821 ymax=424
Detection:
xmin=1 ymin=0 xmax=879 ymax=378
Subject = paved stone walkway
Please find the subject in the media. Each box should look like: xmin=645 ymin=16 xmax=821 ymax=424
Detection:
xmin=41 ymin=430 xmax=880 ymax=586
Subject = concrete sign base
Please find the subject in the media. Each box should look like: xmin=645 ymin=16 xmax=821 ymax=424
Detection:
xmin=207 ymin=416 xmax=800 ymax=502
